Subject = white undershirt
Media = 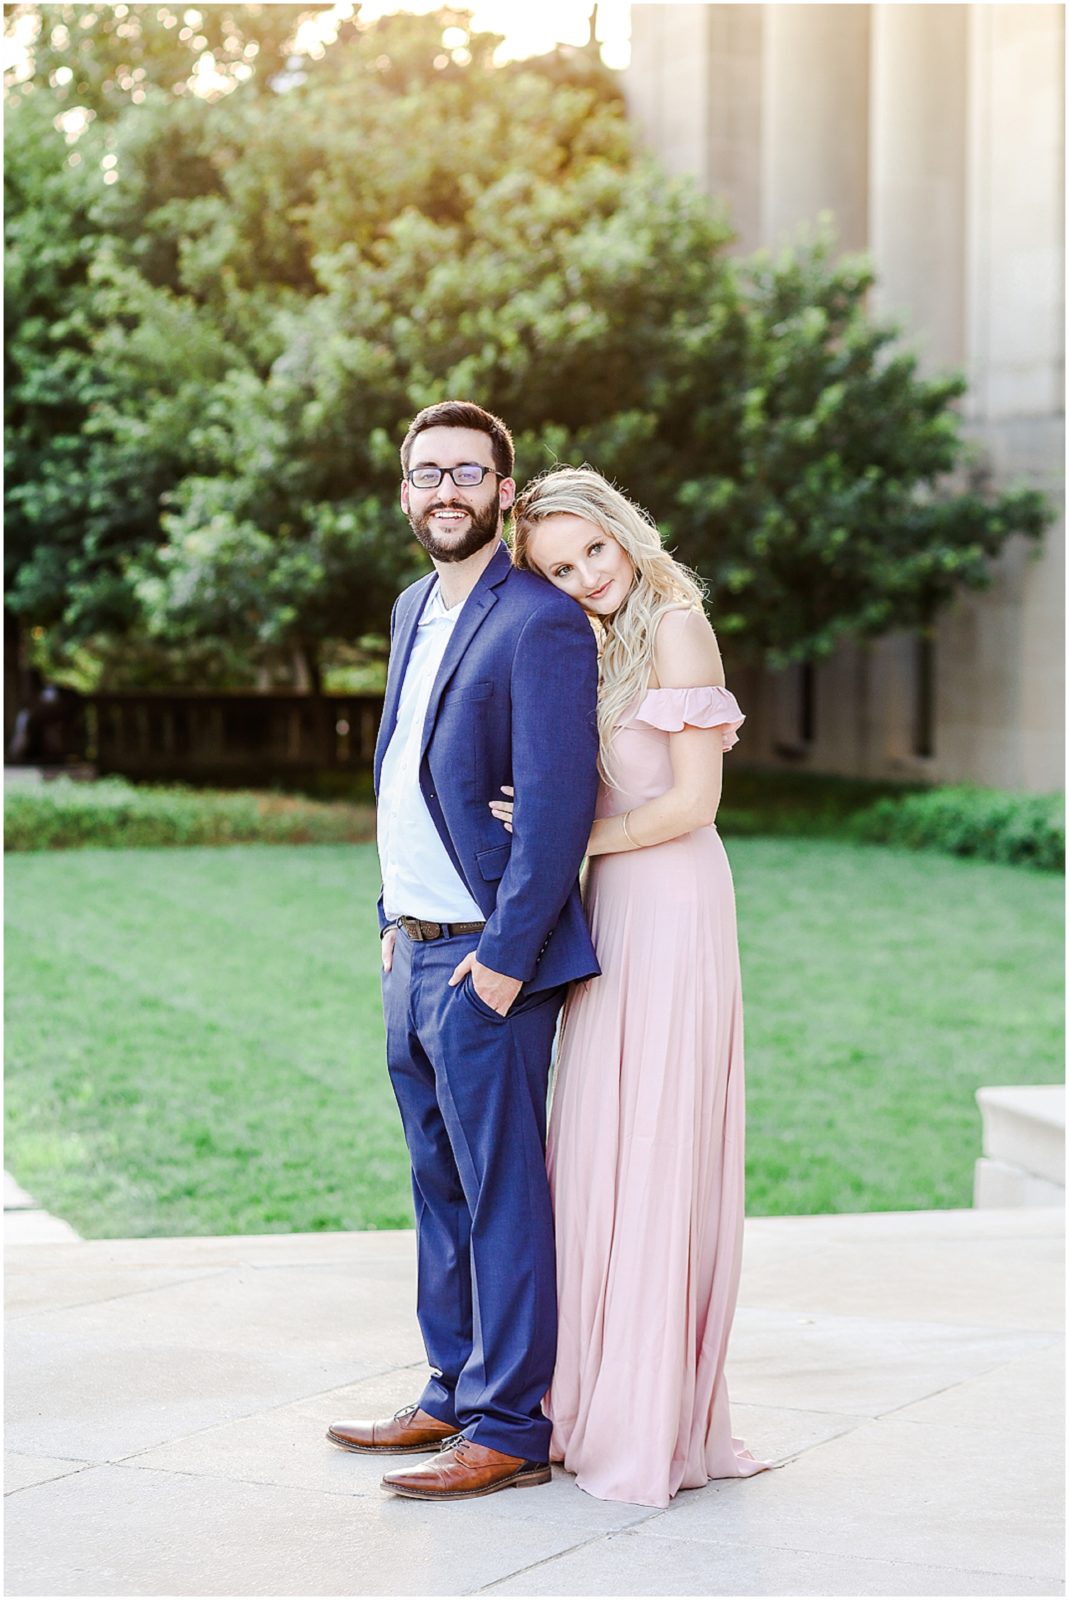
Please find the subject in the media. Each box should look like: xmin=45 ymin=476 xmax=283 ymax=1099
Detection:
xmin=377 ymin=582 xmax=486 ymax=923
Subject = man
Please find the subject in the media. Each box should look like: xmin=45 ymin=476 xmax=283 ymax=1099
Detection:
xmin=328 ymin=401 xmax=600 ymax=1501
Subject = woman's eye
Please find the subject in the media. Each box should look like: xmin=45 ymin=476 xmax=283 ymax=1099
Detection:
xmin=589 ymin=543 xmax=604 ymax=554
xmin=554 ymin=566 xmax=571 ymax=578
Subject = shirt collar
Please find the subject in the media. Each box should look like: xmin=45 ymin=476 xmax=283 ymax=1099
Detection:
xmin=420 ymin=580 xmax=464 ymax=625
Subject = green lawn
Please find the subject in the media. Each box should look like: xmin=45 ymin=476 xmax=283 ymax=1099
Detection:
xmin=4 ymin=839 xmax=1062 ymax=1237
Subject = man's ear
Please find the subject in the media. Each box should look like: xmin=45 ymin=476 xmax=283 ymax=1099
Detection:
xmin=400 ymin=479 xmax=410 ymax=514
xmin=499 ymin=477 xmax=516 ymax=511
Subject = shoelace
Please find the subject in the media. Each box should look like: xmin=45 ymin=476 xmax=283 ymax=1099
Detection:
xmin=394 ymin=1404 xmax=463 ymax=1450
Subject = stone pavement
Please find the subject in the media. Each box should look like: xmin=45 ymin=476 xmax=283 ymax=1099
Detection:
xmin=5 ymin=1207 xmax=1064 ymax=1597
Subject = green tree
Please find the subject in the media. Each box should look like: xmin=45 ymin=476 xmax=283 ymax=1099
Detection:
xmin=662 ymin=236 xmax=1050 ymax=664
xmin=4 ymin=4 xmax=1049 ymax=696
xmin=8 ymin=3 xmax=328 ymax=118
xmin=3 ymin=90 xmax=136 ymax=645
xmin=3 ymin=89 xmax=246 ymax=661
xmin=3 ymin=3 xmax=333 ymax=684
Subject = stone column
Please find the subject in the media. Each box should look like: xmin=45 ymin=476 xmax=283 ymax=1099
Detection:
xmin=625 ymin=4 xmax=714 ymax=189
xmin=704 ymin=5 xmax=765 ymax=253
xmin=761 ymin=4 xmax=871 ymax=250
xmin=958 ymin=5 xmax=1065 ymax=792
xmin=869 ymin=5 xmax=968 ymax=372
xmin=965 ymin=5 xmax=1064 ymax=421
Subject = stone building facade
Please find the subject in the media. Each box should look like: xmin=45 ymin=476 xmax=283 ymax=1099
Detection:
xmin=626 ymin=4 xmax=1064 ymax=792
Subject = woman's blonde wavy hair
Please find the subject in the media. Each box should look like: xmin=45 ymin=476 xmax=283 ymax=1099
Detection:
xmin=510 ymin=466 xmax=707 ymax=787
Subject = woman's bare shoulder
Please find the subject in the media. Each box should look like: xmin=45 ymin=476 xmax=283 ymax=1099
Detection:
xmin=650 ymin=606 xmax=724 ymax=690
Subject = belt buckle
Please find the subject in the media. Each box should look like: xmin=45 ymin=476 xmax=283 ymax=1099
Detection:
xmin=399 ymin=916 xmax=445 ymax=942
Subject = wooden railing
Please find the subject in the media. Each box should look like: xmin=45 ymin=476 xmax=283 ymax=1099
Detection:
xmin=84 ymin=692 xmax=385 ymax=782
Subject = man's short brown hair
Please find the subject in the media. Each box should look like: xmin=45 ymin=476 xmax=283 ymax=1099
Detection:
xmin=400 ymin=401 xmax=515 ymax=479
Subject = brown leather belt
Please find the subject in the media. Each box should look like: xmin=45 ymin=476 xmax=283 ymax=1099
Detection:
xmin=396 ymin=915 xmax=486 ymax=943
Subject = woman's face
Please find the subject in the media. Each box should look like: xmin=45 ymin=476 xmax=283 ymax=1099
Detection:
xmin=525 ymin=514 xmax=636 ymax=617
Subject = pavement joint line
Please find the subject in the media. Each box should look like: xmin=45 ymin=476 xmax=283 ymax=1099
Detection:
xmin=6 ymin=1247 xmax=419 ymax=1308
xmin=868 ymin=1335 xmax=1064 ymax=1420
xmin=6 ymin=1456 xmax=383 ymax=1506
xmin=470 ymin=1526 xmax=648 ymax=1595
xmin=100 ymin=1377 xmax=879 ymax=1485
xmin=107 ymin=1360 xmax=431 ymax=1464
xmin=96 ymin=1437 xmax=883 ymax=1533
xmin=730 ymin=1401 xmax=872 ymax=1419
xmin=4 ymin=1465 xmax=99 ymax=1500
xmin=761 ymin=1443 xmax=853 ymax=1470
xmin=88 ymin=1457 xmax=680 ymax=1534
xmin=622 ymin=1522 xmax=1067 ymax=1583
xmin=98 ymin=1457 xmax=385 ymax=1502
xmin=5 ymin=1448 xmax=95 ymax=1463
xmin=5 ymin=1265 xmax=238 ymax=1321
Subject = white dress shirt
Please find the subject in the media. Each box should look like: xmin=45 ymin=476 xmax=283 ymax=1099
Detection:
xmin=377 ymin=582 xmax=486 ymax=923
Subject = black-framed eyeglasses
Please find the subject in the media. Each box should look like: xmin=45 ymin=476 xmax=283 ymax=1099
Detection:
xmin=405 ymin=463 xmax=502 ymax=491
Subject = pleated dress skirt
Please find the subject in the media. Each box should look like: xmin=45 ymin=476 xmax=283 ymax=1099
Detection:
xmin=544 ymin=685 xmax=771 ymax=1508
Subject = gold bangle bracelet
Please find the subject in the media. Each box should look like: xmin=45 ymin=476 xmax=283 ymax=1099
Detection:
xmin=621 ymin=810 xmax=639 ymax=848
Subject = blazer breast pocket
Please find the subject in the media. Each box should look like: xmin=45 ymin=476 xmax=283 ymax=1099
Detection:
xmin=475 ymin=842 xmax=510 ymax=881
xmin=450 ymin=680 xmax=494 ymax=702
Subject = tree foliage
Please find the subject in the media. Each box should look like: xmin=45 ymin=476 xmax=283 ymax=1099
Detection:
xmin=13 ymin=2 xmax=327 ymax=117
xmin=4 ymin=4 xmax=1049 ymax=691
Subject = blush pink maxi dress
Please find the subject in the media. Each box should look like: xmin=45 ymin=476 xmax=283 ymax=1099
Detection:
xmin=544 ymin=684 xmax=771 ymax=1508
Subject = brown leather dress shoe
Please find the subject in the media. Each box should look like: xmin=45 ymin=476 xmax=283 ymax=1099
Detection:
xmin=326 ymin=1403 xmax=458 ymax=1455
xmin=381 ymin=1437 xmax=551 ymax=1500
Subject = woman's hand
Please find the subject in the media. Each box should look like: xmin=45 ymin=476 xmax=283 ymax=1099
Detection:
xmin=488 ymin=785 xmax=515 ymax=832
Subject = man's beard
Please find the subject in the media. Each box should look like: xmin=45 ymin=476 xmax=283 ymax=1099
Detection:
xmin=408 ymin=492 xmax=501 ymax=563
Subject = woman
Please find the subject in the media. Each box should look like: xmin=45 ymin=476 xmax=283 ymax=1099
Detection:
xmin=493 ymin=465 xmax=770 ymax=1509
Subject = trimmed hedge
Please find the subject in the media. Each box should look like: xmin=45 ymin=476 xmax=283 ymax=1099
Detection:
xmin=849 ymin=784 xmax=1064 ymax=872
xmin=717 ymin=771 xmax=915 ymax=839
xmin=4 ymin=777 xmax=376 ymax=851
xmin=6 ymin=773 xmax=1062 ymax=871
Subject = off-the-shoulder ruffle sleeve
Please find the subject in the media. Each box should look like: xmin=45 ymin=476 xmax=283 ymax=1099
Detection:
xmin=630 ymin=685 xmax=745 ymax=751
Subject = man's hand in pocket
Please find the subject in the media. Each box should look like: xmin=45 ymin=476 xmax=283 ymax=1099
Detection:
xmin=447 ymin=951 xmax=522 ymax=1016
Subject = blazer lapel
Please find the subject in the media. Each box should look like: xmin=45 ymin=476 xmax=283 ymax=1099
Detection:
xmin=374 ymin=573 xmax=435 ymax=786
xmin=419 ymin=542 xmax=511 ymax=764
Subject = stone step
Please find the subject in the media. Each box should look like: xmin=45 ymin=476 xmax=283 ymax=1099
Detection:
xmin=3 ymin=1171 xmax=81 ymax=1242
xmin=974 ymin=1085 xmax=1065 ymax=1208
xmin=974 ymin=1156 xmax=1064 ymax=1208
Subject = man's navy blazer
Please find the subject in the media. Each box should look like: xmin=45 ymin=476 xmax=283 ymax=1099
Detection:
xmin=374 ymin=541 xmax=602 ymax=992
